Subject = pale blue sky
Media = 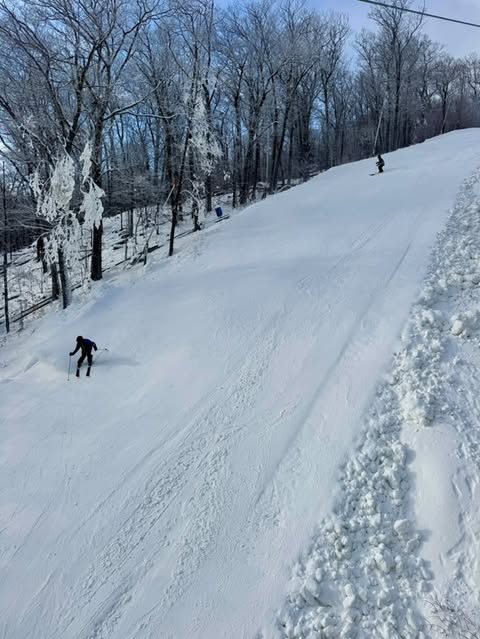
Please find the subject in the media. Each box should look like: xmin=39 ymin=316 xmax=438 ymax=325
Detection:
xmin=306 ymin=0 xmax=480 ymax=57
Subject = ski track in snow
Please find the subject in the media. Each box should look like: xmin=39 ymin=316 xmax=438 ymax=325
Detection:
xmin=16 ymin=323 xmax=284 ymax=638
xmin=45 ymin=208 xmax=403 ymax=639
xmin=272 ymin=169 xmax=480 ymax=639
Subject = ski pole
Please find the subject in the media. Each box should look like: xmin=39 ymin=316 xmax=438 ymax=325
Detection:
xmin=94 ymin=348 xmax=109 ymax=364
xmin=68 ymin=354 xmax=72 ymax=381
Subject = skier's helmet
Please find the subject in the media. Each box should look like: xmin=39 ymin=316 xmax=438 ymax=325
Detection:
xmin=76 ymin=335 xmax=83 ymax=343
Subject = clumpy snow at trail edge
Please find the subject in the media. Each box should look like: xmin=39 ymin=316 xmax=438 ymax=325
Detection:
xmin=274 ymin=168 xmax=480 ymax=638
xmin=2 ymin=131 xmax=480 ymax=639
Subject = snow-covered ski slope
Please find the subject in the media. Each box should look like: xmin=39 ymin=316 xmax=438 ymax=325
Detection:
xmin=2 ymin=130 xmax=480 ymax=639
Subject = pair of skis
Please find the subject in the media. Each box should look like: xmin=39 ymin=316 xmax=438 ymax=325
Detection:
xmin=68 ymin=348 xmax=108 ymax=380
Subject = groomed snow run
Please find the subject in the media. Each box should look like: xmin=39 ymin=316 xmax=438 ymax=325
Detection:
xmin=2 ymin=130 xmax=480 ymax=639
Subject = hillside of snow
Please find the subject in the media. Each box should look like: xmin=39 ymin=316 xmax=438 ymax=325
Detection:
xmin=2 ymin=130 xmax=480 ymax=638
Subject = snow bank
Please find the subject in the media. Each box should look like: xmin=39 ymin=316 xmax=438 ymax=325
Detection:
xmin=276 ymin=383 xmax=431 ymax=639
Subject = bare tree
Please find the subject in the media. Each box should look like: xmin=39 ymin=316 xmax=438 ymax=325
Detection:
xmin=434 ymin=54 xmax=461 ymax=134
xmin=317 ymin=12 xmax=350 ymax=168
xmin=1 ymin=164 xmax=9 ymax=332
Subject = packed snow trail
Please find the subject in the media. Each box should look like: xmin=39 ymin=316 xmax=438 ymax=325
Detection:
xmin=1 ymin=130 xmax=480 ymax=639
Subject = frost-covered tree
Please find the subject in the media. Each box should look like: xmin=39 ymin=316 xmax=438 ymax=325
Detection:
xmin=186 ymin=90 xmax=222 ymax=219
xmin=30 ymin=143 xmax=104 ymax=309
xmin=165 ymin=0 xmax=223 ymax=256
xmin=79 ymin=142 xmax=105 ymax=233
xmin=31 ymin=154 xmax=77 ymax=309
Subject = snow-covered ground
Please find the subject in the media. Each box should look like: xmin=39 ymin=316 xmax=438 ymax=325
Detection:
xmin=1 ymin=130 xmax=480 ymax=639
xmin=0 ymin=202 xmax=231 ymax=327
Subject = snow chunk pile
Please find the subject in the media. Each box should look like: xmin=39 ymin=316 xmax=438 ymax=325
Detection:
xmin=391 ymin=169 xmax=480 ymax=429
xmin=392 ymin=307 xmax=444 ymax=428
xmin=450 ymin=309 xmax=480 ymax=337
xmin=276 ymin=384 xmax=431 ymax=639
xmin=274 ymin=168 xmax=480 ymax=638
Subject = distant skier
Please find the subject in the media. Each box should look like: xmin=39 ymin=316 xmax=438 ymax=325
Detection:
xmin=376 ymin=154 xmax=385 ymax=174
xmin=69 ymin=336 xmax=97 ymax=377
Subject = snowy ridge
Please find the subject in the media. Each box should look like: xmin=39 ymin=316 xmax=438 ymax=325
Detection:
xmin=274 ymin=167 xmax=480 ymax=639
xmin=430 ymin=176 xmax=480 ymax=622
xmin=275 ymin=379 xmax=431 ymax=637
xmin=406 ymin=168 xmax=480 ymax=621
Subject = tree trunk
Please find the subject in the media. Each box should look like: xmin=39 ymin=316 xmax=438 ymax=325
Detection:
xmin=271 ymin=102 xmax=292 ymax=192
xmin=298 ymin=109 xmax=311 ymax=182
xmin=2 ymin=174 xmax=9 ymax=333
xmin=394 ymin=68 xmax=402 ymax=149
xmin=233 ymin=95 xmax=242 ymax=208
xmin=252 ymin=142 xmax=260 ymax=200
xmin=51 ymin=262 xmax=60 ymax=301
xmin=91 ymin=222 xmax=103 ymax=281
xmin=90 ymin=117 xmax=104 ymax=281
xmin=322 ymin=81 xmax=331 ymax=169
xmin=152 ymin=118 xmax=161 ymax=193
xmin=58 ymin=246 xmax=71 ymax=309
xmin=240 ymin=127 xmax=255 ymax=205
xmin=441 ymin=96 xmax=448 ymax=134
xmin=204 ymin=87 xmax=214 ymax=213
xmin=287 ymin=121 xmax=294 ymax=185
xmin=2 ymin=246 xmax=8 ymax=333
xmin=168 ymin=202 xmax=178 ymax=257
xmin=205 ymin=172 xmax=212 ymax=212
xmin=128 ymin=209 xmax=134 ymax=238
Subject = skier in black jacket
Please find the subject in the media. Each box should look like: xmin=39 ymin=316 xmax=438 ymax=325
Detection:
xmin=376 ymin=154 xmax=385 ymax=174
xmin=70 ymin=336 xmax=97 ymax=377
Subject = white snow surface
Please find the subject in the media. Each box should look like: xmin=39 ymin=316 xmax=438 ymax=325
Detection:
xmin=2 ymin=130 xmax=480 ymax=638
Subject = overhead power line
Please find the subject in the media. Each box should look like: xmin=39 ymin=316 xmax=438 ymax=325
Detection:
xmin=357 ymin=0 xmax=480 ymax=28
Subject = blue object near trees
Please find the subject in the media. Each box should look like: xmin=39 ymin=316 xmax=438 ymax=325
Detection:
xmin=215 ymin=206 xmax=223 ymax=218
